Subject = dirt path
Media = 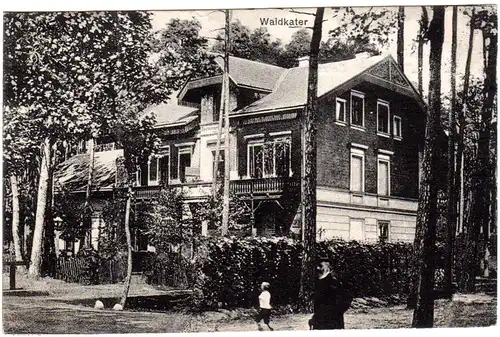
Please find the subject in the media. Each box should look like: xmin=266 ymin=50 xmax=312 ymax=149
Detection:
xmin=195 ymin=296 xmax=497 ymax=332
xmin=2 ymin=272 xmax=497 ymax=334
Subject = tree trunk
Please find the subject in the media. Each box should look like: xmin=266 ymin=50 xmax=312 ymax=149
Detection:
xmin=211 ymin=67 xmax=226 ymax=197
xmin=417 ymin=7 xmax=429 ymax=94
xmin=119 ymin=182 xmax=134 ymax=308
xmin=456 ymin=9 xmax=475 ymax=236
xmin=221 ymin=9 xmax=231 ymax=236
xmin=443 ymin=5 xmax=458 ymax=300
xmin=411 ymin=6 xmax=445 ymax=328
xmin=43 ymin=158 xmax=56 ymax=276
xmin=10 ymin=174 xmax=23 ymax=262
xmin=299 ymin=7 xmax=324 ymax=312
xmin=460 ymin=17 xmax=497 ymax=292
xmin=28 ymin=136 xmax=53 ymax=279
xmin=79 ymin=138 xmax=95 ymax=248
xmin=408 ymin=6 xmax=429 ymax=309
xmin=397 ymin=6 xmax=405 ymax=71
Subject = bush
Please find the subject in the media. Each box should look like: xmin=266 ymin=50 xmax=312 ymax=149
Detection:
xmin=191 ymin=237 xmax=413 ymax=310
xmin=143 ymin=252 xmax=195 ymax=289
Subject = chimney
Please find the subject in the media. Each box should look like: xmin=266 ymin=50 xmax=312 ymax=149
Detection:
xmin=355 ymin=52 xmax=371 ymax=59
xmin=297 ymin=56 xmax=309 ymax=67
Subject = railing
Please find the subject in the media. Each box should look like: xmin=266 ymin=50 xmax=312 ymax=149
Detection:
xmin=94 ymin=142 xmax=116 ymax=152
xmin=133 ymin=177 xmax=300 ymax=200
xmin=231 ymin=177 xmax=300 ymax=196
xmin=134 ymin=181 xmax=212 ymax=200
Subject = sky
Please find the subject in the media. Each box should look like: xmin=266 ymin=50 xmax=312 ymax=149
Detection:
xmin=151 ymin=6 xmax=487 ymax=98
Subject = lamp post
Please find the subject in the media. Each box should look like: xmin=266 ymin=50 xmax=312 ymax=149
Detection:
xmin=53 ymin=217 xmax=63 ymax=256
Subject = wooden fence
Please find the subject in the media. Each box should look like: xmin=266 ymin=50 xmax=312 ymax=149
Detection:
xmin=55 ymin=257 xmax=125 ymax=285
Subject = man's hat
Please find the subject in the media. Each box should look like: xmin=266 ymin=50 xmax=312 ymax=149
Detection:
xmin=317 ymin=254 xmax=330 ymax=263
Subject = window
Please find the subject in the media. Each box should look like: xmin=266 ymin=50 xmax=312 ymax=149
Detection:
xmin=377 ymin=100 xmax=390 ymax=135
xmin=212 ymin=149 xmax=225 ymax=179
xmin=148 ymin=156 xmax=160 ymax=185
xmin=132 ymin=228 xmax=148 ymax=251
xmin=273 ymin=138 xmax=291 ymax=177
xmin=213 ymin=92 xmax=221 ymax=123
xmin=248 ymin=142 xmax=264 ymax=178
xmin=393 ymin=116 xmax=402 ymax=139
xmin=159 ymin=153 xmax=170 ymax=184
xmin=136 ymin=169 xmax=142 ymax=186
xmin=136 ymin=161 xmax=148 ymax=187
xmin=247 ymin=135 xmax=291 ymax=178
xmin=335 ymin=98 xmax=347 ymax=124
xmin=350 ymin=218 xmax=365 ymax=241
xmin=350 ymin=147 xmax=365 ymax=192
xmin=148 ymin=147 xmax=170 ymax=186
xmin=378 ymin=221 xmax=390 ymax=242
xmin=177 ymin=146 xmax=192 ymax=183
xmin=350 ymin=91 xmax=365 ymax=128
xmin=148 ymin=156 xmax=159 ymax=184
xmin=377 ymin=155 xmax=390 ymax=196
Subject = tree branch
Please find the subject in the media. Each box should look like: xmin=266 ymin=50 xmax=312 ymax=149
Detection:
xmin=290 ymin=9 xmax=317 ymax=16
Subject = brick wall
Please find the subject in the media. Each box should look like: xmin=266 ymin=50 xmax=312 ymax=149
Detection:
xmin=316 ymin=83 xmax=424 ymax=199
xmin=234 ymin=114 xmax=301 ymax=178
xmin=200 ymin=84 xmax=239 ymax=124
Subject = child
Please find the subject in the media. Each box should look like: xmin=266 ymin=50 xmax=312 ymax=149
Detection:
xmin=255 ymin=281 xmax=274 ymax=331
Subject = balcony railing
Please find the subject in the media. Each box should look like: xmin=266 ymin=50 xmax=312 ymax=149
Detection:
xmin=230 ymin=177 xmax=300 ymax=196
xmin=133 ymin=177 xmax=300 ymax=200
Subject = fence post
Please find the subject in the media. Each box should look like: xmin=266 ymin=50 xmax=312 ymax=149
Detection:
xmin=9 ymin=264 xmax=16 ymax=290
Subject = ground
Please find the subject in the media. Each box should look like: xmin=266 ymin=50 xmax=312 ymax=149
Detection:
xmin=2 ymin=272 xmax=498 ymax=333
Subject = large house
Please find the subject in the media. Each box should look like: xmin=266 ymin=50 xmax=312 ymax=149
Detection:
xmin=54 ymin=52 xmax=427 ymax=253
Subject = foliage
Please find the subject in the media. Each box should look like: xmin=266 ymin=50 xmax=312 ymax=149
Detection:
xmin=142 ymin=186 xmax=198 ymax=252
xmin=151 ymin=17 xmax=218 ymax=87
xmin=99 ymin=192 xmax=129 ymax=260
xmin=4 ymin=11 xmax=172 ymax=277
xmin=191 ymin=237 xmax=413 ymax=310
xmin=211 ymin=11 xmax=396 ymax=69
xmin=4 ymin=12 xmax=166 ymax=141
xmin=52 ymin=190 xmax=88 ymax=242
xmin=197 ymin=188 xmax=252 ymax=232
xmin=328 ymin=7 xmax=397 ymax=56
xmin=143 ymin=252 xmax=195 ymax=289
xmin=213 ymin=20 xmax=284 ymax=66
xmin=277 ymin=29 xmax=312 ymax=67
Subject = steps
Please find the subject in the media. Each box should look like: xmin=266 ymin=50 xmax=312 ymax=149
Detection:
xmin=475 ymin=277 xmax=497 ymax=294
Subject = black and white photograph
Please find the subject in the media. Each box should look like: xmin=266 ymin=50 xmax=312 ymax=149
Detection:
xmin=1 ymin=1 xmax=497 ymax=333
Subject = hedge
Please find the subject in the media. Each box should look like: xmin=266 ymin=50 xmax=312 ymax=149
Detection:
xmin=190 ymin=237 xmax=413 ymax=310
xmin=143 ymin=252 xmax=195 ymax=289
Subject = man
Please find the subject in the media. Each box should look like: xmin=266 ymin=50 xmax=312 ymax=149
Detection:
xmin=310 ymin=256 xmax=352 ymax=330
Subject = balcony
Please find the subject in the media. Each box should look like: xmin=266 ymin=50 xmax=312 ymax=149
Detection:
xmin=230 ymin=177 xmax=300 ymax=198
xmin=133 ymin=177 xmax=300 ymax=201
xmin=134 ymin=182 xmax=211 ymax=201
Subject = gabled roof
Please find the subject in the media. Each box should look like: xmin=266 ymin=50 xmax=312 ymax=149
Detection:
xmin=177 ymin=55 xmax=287 ymax=102
xmin=143 ymin=102 xmax=199 ymax=128
xmin=54 ymin=150 xmax=122 ymax=192
xmin=235 ymin=54 xmax=424 ymax=115
xmin=213 ymin=55 xmax=287 ymax=92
